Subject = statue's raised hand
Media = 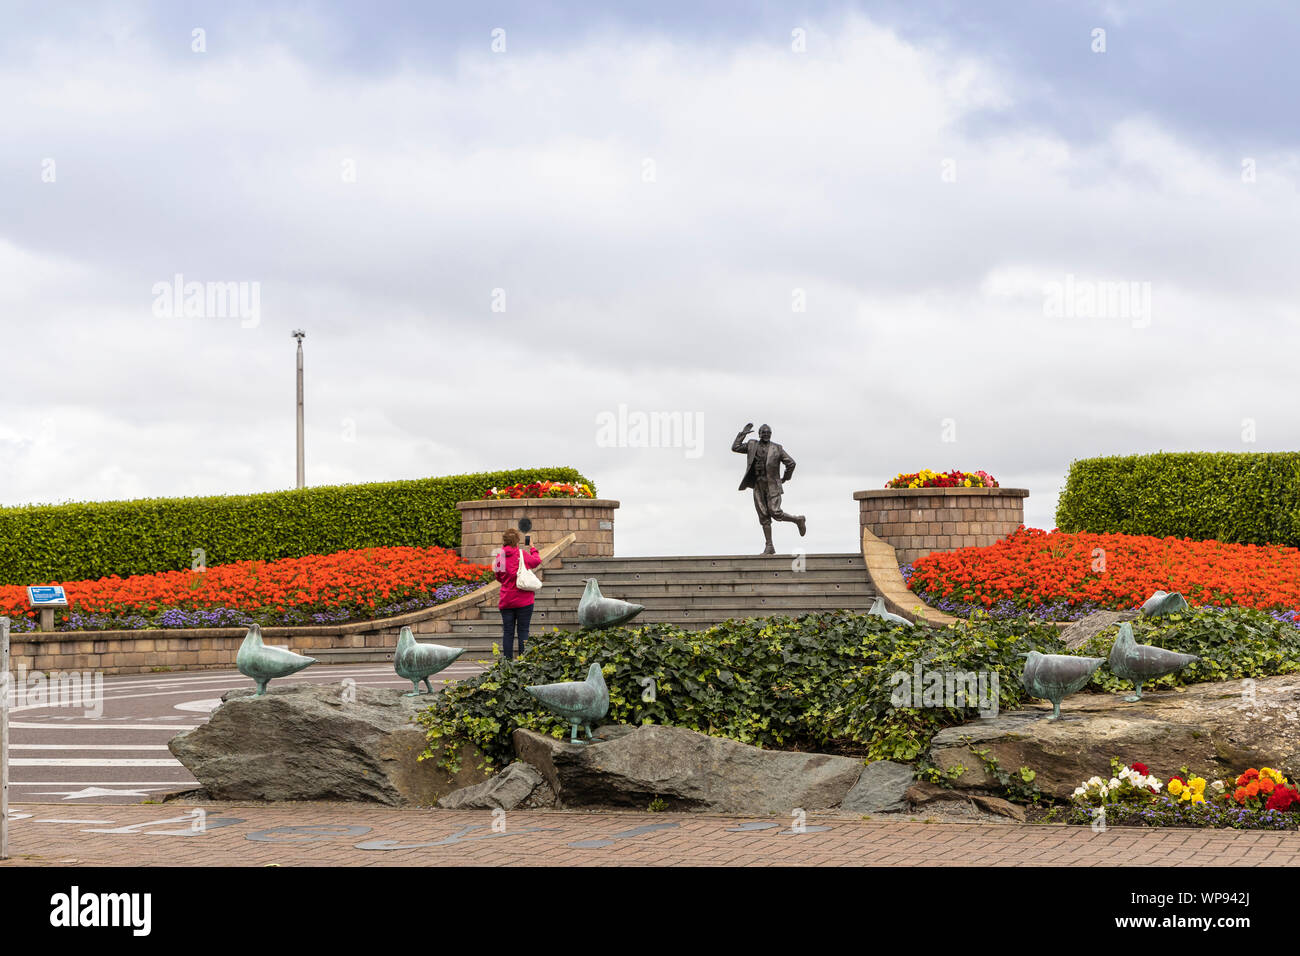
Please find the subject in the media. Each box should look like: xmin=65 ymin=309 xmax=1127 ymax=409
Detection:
xmin=740 ymin=422 xmax=754 ymax=435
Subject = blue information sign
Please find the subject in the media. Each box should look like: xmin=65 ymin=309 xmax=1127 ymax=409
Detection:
xmin=26 ymin=585 xmax=68 ymax=607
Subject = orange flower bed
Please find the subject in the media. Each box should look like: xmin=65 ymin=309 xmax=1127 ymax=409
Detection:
xmin=0 ymin=545 xmax=492 ymax=631
xmin=908 ymin=527 xmax=1300 ymax=613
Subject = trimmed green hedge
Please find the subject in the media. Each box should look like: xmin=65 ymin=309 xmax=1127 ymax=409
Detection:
xmin=1056 ymin=452 xmax=1300 ymax=545
xmin=0 ymin=467 xmax=595 ymax=584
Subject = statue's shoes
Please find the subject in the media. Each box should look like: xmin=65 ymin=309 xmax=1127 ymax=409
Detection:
xmin=796 ymin=516 xmax=807 ymax=536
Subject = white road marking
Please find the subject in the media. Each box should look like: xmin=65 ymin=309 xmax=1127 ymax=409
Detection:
xmin=35 ymin=786 xmax=166 ymax=800
xmin=10 ymin=679 xmax=463 ymax=714
xmin=86 ymin=666 xmax=480 ymax=694
xmin=173 ymin=699 xmax=222 ymax=713
xmin=10 ymin=781 xmax=195 ymax=786
xmin=11 ymin=744 xmax=172 ymax=750
xmin=12 ymin=758 xmax=181 ymax=767
xmin=12 ymin=723 xmax=198 ymax=731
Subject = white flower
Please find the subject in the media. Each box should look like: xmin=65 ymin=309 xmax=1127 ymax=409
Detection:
xmin=1109 ymin=777 xmax=1121 ymax=789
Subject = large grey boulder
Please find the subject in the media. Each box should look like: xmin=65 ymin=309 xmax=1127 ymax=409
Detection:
xmin=169 ymin=682 xmax=486 ymax=805
xmin=1060 ymin=609 xmax=1138 ymax=650
xmin=840 ymin=760 xmax=915 ymax=813
xmin=438 ymin=761 xmax=553 ymax=810
xmin=513 ymin=724 xmax=863 ymax=813
xmin=929 ymin=674 xmax=1300 ymax=799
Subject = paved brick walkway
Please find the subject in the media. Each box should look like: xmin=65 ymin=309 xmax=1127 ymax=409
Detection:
xmin=5 ymin=803 xmax=1300 ymax=866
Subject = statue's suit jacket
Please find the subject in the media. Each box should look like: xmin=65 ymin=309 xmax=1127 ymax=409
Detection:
xmin=732 ymin=433 xmax=796 ymax=491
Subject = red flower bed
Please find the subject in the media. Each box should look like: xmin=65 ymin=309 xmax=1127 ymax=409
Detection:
xmin=908 ymin=527 xmax=1300 ymax=612
xmin=0 ymin=546 xmax=492 ymax=630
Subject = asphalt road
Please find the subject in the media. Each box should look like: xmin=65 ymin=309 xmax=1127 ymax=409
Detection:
xmin=5 ymin=661 xmax=485 ymax=805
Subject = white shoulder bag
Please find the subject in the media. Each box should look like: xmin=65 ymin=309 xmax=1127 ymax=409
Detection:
xmin=515 ymin=547 xmax=543 ymax=592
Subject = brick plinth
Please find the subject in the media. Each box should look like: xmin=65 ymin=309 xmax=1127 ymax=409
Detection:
xmin=456 ymin=498 xmax=618 ymax=564
xmin=854 ymin=487 xmax=1028 ymax=565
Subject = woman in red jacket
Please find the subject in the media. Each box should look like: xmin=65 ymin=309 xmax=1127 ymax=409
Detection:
xmin=492 ymin=529 xmax=542 ymax=660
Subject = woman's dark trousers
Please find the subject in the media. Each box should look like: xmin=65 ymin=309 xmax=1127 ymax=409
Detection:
xmin=500 ymin=604 xmax=534 ymax=660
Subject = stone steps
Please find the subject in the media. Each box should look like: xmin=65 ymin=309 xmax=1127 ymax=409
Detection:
xmin=527 ymin=580 xmax=863 ymax=595
xmin=439 ymin=610 xmax=836 ymax=636
xmin=530 ymin=593 xmax=874 ymax=611
xmin=549 ymin=553 xmax=864 ymax=573
xmin=537 ymin=570 xmax=869 ymax=587
xmin=529 ymin=581 xmax=872 ymax=601
xmin=432 ymin=551 xmax=875 ymax=636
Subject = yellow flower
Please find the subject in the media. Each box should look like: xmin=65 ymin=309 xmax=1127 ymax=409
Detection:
xmin=1190 ymin=793 xmax=1205 ymax=804
xmin=964 ymin=479 xmax=972 ymax=487
xmin=1189 ymin=777 xmax=1206 ymax=794
xmin=1168 ymin=779 xmax=1184 ymax=797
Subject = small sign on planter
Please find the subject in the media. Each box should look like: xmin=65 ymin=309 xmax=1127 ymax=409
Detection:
xmin=27 ymin=585 xmax=68 ymax=608
xmin=26 ymin=585 xmax=68 ymax=632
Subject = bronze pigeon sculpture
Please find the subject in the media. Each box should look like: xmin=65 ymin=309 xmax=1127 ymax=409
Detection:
xmin=1020 ymin=651 xmax=1105 ymax=720
xmin=1139 ymin=590 xmax=1191 ymax=617
xmin=236 ymin=624 xmax=316 ymax=696
xmin=1108 ymin=621 xmax=1199 ymax=702
xmin=868 ymin=597 xmax=915 ymax=628
xmin=577 ymin=578 xmax=644 ymax=630
xmin=526 ymin=662 xmax=610 ymax=744
xmin=394 ymin=626 xmax=465 ymax=696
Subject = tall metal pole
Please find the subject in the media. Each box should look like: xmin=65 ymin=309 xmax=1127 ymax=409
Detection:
xmin=293 ymin=330 xmax=306 ymax=489
xmin=2 ymin=615 xmax=10 ymax=860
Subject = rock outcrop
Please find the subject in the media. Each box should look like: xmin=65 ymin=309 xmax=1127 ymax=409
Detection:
xmin=929 ymin=674 xmax=1300 ymax=798
xmin=839 ymin=760 xmax=915 ymax=813
xmin=438 ymin=761 xmax=555 ymax=810
xmin=1059 ymin=609 xmax=1138 ymax=650
xmin=169 ymin=683 xmax=486 ymax=805
xmin=512 ymin=724 xmax=864 ymax=813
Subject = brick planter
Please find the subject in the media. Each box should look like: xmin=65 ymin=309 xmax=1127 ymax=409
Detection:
xmin=456 ymin=498 xmax=618 ymax=564
xmin=854 ymin=487 xmax=1028 ymax=565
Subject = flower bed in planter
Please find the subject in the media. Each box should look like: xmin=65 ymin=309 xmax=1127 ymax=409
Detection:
xmin=0 ymin=545 xmax=490 ymax=631
xmin=481 ymin=480 xmax=594 ymax=500
xmin=886 ymin=469 xmax=999 ymax=489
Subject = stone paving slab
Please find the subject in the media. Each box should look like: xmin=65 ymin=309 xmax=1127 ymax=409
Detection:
xmin=5 ymin=803 xmax=1300 ymax=866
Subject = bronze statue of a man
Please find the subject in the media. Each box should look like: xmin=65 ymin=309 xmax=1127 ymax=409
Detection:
xmin=732 ymin=423 xmax=806 ymax=554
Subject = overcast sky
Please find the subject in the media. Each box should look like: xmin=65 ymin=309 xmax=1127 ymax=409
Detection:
xmin=2 ymin=1 xmax=1297 ymax=557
